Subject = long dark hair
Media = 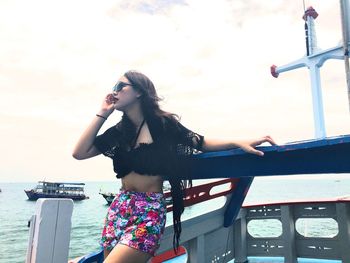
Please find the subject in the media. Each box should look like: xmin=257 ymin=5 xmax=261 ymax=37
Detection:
xmin=123 ymin=69 xmax=192 ymax=254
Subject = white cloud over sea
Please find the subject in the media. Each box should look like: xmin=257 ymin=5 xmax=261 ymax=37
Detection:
xmin=0 ymin=0 xmax=349 ymax=182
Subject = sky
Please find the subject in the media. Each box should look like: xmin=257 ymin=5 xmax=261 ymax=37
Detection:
xmin=1 ymin=0 xmax=349 ymax=182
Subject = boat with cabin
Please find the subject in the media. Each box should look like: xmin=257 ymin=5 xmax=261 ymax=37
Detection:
xmin=24 ymin=181 xmax=89 ymax=201
xmin=25 ymin=2 xmax=350 ymax=262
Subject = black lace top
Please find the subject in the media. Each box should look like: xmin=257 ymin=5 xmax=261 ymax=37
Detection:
xmin=93 ymin=113 xmax=204 ymax=254
xmin=93 ymin=113 xmax=204 ymax=179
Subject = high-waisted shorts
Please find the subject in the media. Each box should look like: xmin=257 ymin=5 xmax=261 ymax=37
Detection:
xmin=99 ymin=188 xmax=167 ymax=256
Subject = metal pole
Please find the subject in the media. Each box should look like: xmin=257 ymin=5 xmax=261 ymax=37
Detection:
xmin=340 ymin=0 xmax=350 ymax=113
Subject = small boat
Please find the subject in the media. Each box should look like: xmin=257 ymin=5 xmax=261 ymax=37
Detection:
xmin=24 ymin=181 xmax=89 ymax=201
xmin=99 ymin=182 xmax=173 ymax=205
xmin=98 ymin=190 xmax=116 ymax=205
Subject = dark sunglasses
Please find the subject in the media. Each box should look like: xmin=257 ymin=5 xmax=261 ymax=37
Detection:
xmin=112 ymin=81 xmax=133 ymax=92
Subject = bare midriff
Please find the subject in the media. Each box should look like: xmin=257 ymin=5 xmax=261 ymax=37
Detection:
xmin=121 ymin=171 xmax=164 ymax=193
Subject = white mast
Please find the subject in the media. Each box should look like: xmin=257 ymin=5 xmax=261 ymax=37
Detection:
xmin=271 ymin=3 xmax=350 ymax=139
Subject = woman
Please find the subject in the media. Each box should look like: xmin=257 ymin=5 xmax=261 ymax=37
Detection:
xmin=72 ymin=70 xmax=277 ymax=263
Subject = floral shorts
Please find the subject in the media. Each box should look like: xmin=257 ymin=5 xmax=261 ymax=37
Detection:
xmin=99 ymin=188 xmax=167 ymax=256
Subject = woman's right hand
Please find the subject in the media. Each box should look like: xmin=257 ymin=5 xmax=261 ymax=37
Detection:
xmin=100 ymin=93 xmax=117 ymax=116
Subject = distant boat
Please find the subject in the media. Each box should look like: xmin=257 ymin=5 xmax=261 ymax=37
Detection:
xmin=99 ymin=183 xmax=172 ymax=205
xmin=98 ymin=190 xmax=116 ymax=205
xmin=24 ymin=181 xmax=89 ymax=201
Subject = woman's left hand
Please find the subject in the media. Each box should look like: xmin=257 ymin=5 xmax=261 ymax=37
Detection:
xmin=236 ymin=135 xmax=278 ymax=156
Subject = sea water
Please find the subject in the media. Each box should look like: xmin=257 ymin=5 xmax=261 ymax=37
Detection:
xmin=0 ymin=174 xmax=349 ymax=263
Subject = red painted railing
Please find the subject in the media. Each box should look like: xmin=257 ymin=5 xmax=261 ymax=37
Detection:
xmin=163 ymin=178 xmax=239 ymax=212
xmin=151 ymin=178 xmax=239 ymax=262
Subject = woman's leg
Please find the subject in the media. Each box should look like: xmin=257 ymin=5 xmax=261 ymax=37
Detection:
xmin=103 ymin=243 xmax=152 ymax=263
xmin=100 ymin=194 xmax=122 ymax=259
xmin=103 ymin=248 xmax=111 ymax=260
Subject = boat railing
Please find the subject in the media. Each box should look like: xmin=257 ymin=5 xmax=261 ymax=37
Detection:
xmin=26 ymin=132 xmax=350 ymax=263
xmin=164 ymin=178 xmax=239 ymax=213
xmin=234 ymin=197 xmax=350 ymax=263
xmin=26 ymin=178 xmax=238 ymax=263
xmin=150 ymin=182 xmax=350 ymax=263
xmin=25 ymin=178 xmax=350 ymax=263
xmin=72 ymin=179 xmax=350 ymax=263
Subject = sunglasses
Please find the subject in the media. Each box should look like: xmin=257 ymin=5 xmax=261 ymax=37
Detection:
xmin=112 ymin=81 xmax=133 ymax=92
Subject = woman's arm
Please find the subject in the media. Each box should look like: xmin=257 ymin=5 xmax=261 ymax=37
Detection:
xmin=201 ymin=138 xmax=240 ymax=152
xmin=72 ymin=93 xmax=116 ymax=160
xmin=202 ymin=135 xmax=278 ymax=156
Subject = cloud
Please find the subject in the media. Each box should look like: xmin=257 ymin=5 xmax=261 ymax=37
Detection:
xmin=0 ymin=0 xmax=349 ymax=182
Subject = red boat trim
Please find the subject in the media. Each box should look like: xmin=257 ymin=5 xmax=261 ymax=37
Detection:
xmin=151 ymin=245 xmax=186 ymax=263
xmin=163 ymin=178 xmax=239 ymax=212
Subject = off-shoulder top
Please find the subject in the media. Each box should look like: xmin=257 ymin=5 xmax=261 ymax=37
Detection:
xmin=93 ymin=113 xmax=204 ymax=180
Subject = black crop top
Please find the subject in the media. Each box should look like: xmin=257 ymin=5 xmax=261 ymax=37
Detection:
xmin=93 ymin=113 xmax=204 ymax=180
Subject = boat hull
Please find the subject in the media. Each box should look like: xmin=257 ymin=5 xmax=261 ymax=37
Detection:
xmin=24 ymin=190 xmax=88 ymax=201
xmin=99 ymin=192 xmax=116 ymax=205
